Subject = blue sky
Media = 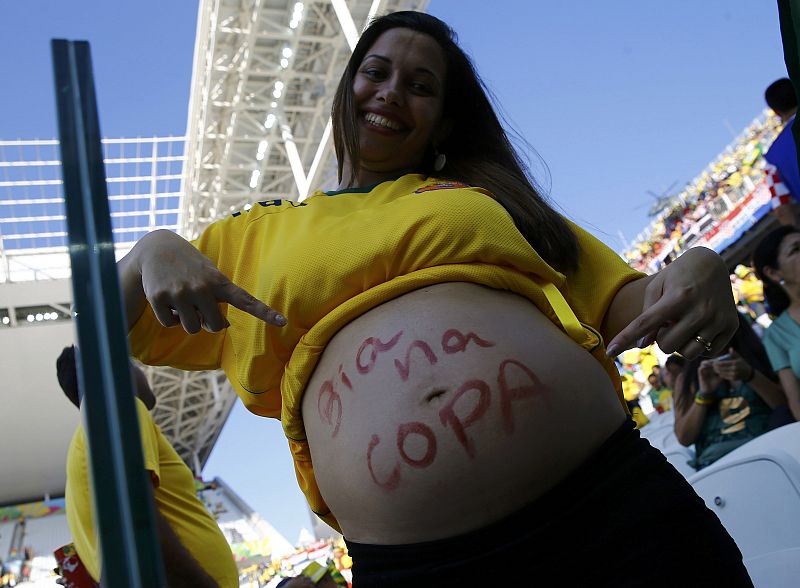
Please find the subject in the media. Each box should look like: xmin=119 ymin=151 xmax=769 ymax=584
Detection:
xmin=1 ymin=1 xmax=788 ymax=542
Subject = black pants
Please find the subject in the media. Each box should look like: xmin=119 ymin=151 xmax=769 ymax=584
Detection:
xmin=345 ymin=420 xmax=754 ymax=587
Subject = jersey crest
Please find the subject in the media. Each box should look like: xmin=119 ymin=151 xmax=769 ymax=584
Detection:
xmin=414 ymin=181 xmax=470 ymax=194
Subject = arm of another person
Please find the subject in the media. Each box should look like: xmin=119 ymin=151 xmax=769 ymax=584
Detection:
xmin=777 ymin=368 xmax=800 ymax=421
xmin=712 ymin=349 xmax=787 ymax=409
xmin=749 ymin=368 xmax=790 ymax=409
xmin=672 ymin=369 xmax=711 ymax=447
xmin=762 ymin=331 xmax=800 ymax=419
xmin=153 ymin=505 xmax=219 ymax=588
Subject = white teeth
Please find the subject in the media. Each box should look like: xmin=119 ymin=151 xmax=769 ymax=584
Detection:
xmin=364 ymin=112 xmax=402 ymax=130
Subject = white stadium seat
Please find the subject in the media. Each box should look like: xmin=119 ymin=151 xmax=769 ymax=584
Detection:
xmin=743 ymin=548 xmax=800 ymax=586
xmin=640 ymin=424 xmax=673 ymax=450
xmin=662 ymin=445 xmax=697 ymax=478
xmin=687 ymin=423 xmax=800 ymax=587
xmin=639 ymin=412 xmax=699 ymax=477
xmin=639 ymin=410 xmax=675 ymax=436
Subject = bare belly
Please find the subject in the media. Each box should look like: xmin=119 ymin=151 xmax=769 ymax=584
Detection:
xmin=302 ymin=282 xmax=626 ymax=544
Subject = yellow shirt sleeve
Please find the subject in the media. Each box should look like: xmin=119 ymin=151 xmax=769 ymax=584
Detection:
xmin=565 ymin=221 xmax=646 ymax=341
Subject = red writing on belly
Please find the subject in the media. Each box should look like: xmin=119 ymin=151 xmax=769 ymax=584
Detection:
xmin=367 ymin=434 xmax=401 ymax=490
xmin=498 ymin=359 xmax=549 ymax=435
xmin=353 ymin=328 xmax=494 ymax=382
xmin=394 ymin=340 xmax=438 ymax=381
xmin=338 ymin=364 xmax=353 ymax=390
xmin=364 ymin=357 xmax=549 ymax=489
xmin=441 ymin=329 xmax=495 ymax=354
xmin=356 ymin=330 xmax=404 ymax=374
xmin=317 ymin=380 xmax=342 ymax=438
xmin=438 ymin=379 xmax=491 ymax=459
xmin=397 ymin=422 xmax=437 ymax=467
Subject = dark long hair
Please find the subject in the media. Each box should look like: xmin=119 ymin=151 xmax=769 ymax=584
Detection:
xmin=675 ymin=313 xmax=777 ymax=414
xmin=753 ymin=225 xmax=800 ymax=316
xmin=331 ymin=11 xmax=579 ymax=273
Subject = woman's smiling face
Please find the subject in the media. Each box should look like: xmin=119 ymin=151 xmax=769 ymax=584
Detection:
xmin=347 ymin=28 xmax=448 ymax=184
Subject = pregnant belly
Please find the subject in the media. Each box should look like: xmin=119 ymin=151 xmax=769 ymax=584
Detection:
xmin=302 ymin=282 xmax=626 ymax=544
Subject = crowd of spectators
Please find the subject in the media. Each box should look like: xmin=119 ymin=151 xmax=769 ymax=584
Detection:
xmin=623 ymin=256 xmax=796 ymax=472
xmin=239 ymin=538 xmax=353 ymax=587
xmin=624 ymin=110 xmax=785 ymax=273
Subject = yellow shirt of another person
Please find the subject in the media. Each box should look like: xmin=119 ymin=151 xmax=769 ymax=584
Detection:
xmin=65 ymin=398 xmax=238 ymax=587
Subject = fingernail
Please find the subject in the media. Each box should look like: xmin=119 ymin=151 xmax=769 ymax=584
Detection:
xmin=606 ymin=343 xmax=621 ymax=357
xmin=637 ymin=334 xmax=654 ymax=348
xmin=274 ymin=314 xmax=287 ymax=326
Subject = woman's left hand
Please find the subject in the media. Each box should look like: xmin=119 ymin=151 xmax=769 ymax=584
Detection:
xmin=713 ymin=348 xmax=753 ymax=382
xmin=607 ymin=247 xmax=738 ymax=360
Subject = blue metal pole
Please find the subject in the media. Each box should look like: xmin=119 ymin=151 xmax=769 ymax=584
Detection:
xmin=51 ymin=39 xmax=166 ymax=588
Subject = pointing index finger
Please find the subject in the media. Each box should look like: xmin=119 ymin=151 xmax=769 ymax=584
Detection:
xmin=606 ymin=291 xmax=681 ymax=357
xmin=219 ymin=281 xmax=287 ymax=326
xmin=606 ymin=277 xmax=666 ymax=357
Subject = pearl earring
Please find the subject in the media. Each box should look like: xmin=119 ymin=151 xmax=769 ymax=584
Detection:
xmin=780 ymin=279 xmax=786 ymax=286
xmin=433 ymin=151 xmax=446 ymax=172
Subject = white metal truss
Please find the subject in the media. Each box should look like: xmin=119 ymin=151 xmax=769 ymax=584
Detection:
xmin=0 ymin=137 xmax=184 ymax=283
xmin=181 ymin=0 xmax=429 ymax=238
xmin=142 ymin=365 xmax=238 ymax=471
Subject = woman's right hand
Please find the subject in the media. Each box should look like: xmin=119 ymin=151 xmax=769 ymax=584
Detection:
xmin=697 ymin=359 xmax=722 ymax=395
xmin=128 ymin=230 xmax=286 ymax=334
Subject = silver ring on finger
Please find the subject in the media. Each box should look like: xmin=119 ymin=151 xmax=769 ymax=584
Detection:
xmin=694 ymin=334 xmax=713 ymax=353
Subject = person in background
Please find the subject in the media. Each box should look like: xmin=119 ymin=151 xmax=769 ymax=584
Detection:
xmin=662 ymin=355 xmax=686 ymax=391
xmin=276 ymin=561 xmax=347 ymax=588
xmin=764 ymin=78 xmax=800 ymax=227
xmin=650 ymin=364 xmax=663 ymax=386
xmin=754 ymin=225 xmax=800 ymax=421
xmin=619 ymin=356 xmax=649 ymax=428
xmin=647 ymin=372 xmax=673 ymax=414
xmin=622 ymin=374 xmax=649 ymax=429
xmin=674 ymin=314 xmax=789 ymax=469
xmin=56 ymin=346 xmax=239 ymax=588
xmin=19 ymin=548 xmax=32 ymax=582
xmin=732 ymin=265 xmax=766 ymax=320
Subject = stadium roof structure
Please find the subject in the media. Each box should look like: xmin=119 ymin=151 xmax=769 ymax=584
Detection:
xmin=0 ymin=0 xmax=428 ymax=507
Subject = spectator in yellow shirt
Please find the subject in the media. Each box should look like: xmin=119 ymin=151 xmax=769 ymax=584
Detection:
xmin=647 ymin=372 xmax=673 ymax=414
xmin=56 ymin=346 xmax=239 ymax=588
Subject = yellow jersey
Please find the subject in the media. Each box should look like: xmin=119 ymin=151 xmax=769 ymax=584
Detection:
xmin=65 ymin=398 xmax=239 ymax=586
xmin=129 ymin=174 xmax=644 ymax=529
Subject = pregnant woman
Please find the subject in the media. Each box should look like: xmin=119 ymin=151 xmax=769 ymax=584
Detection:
xmin=119 ymin=11 xmax=749 ymax=586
